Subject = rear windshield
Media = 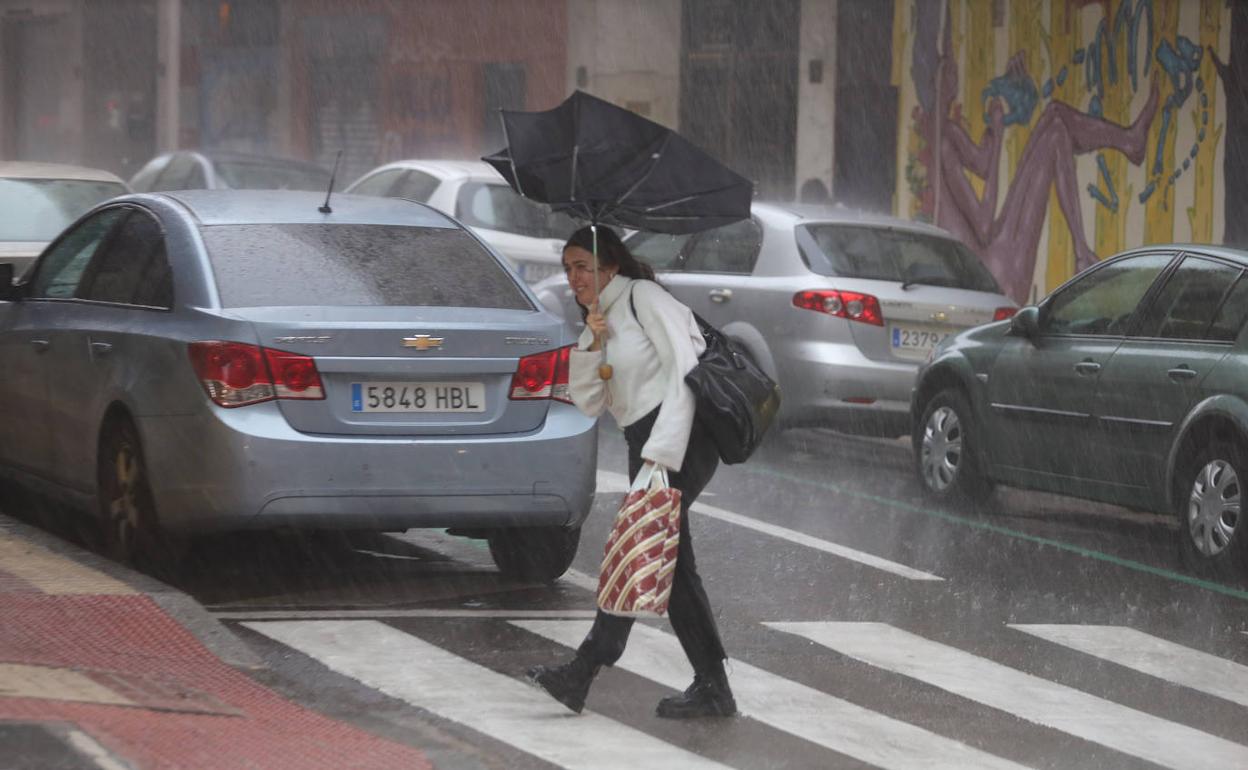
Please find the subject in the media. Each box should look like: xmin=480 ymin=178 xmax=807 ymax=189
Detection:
xmin=201 ymin=224 xmax=532 ymax=309
xmin=797 ymin=224 xmax=1002 ymax=294
xmin=0 ymin=179 xmax=128 ymax=241
xmin=214 ymin=160 xmax=331 ymax=192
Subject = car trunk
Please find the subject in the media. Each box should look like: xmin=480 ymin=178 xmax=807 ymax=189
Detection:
xmin=794 ymin=223 xmax=1014 ymax=363
xmin=848 ymin=281 xmax=1009 ymax=363
xmin=229 ymin=306 xmax=565 ymax=437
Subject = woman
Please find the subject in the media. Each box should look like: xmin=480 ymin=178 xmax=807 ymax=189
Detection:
xmin=527 ymin=225 xmax=735 ymax=719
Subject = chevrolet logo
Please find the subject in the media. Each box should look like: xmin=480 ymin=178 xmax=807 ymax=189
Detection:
xmin=931 ymin=311 xmax=949 ymax=323
xmin=401 ymin=334 xmax=444 ymax=351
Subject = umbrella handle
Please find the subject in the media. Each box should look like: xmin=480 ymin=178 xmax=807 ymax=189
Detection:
xmin=592 ymin=224 xmax=613 ymax=381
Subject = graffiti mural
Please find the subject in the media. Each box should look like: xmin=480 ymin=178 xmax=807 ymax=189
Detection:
xmin=893 ymin=0 xmax=1228 ymax=303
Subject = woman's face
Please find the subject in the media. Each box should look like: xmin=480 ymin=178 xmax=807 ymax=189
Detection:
xmin=563 ymin=245 xmax=618 ymax=308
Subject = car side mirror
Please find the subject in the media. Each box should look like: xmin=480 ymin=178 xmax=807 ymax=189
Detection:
xmin=1010 ymin=305 xmax=1040 ymax=340
xmin=0 ymin=264 xmax=20 ymax=302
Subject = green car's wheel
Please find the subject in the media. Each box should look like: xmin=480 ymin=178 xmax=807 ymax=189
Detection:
xmin=1178 ymin=441 xmax=1248 ymax=580
xmin=914 ymin=388 xmax=993 ymax=505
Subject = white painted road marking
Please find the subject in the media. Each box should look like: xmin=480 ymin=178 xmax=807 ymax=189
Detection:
xmin=514 ymin=619 xmax=1027 ymax=770
xmin=597 ymin=470 xmax=944 ymax=582
xmin=770 ymin=621 xmax=1248 ymax=770
xmin=215 ymin=609 xmax=598 ymax=621
xmin=244 ymin=620 xmax=730 ymax=770
xmin=1012 ymin=624 xmax=1248 ymax=709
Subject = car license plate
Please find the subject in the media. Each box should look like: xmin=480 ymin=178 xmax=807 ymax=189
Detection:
xmin=891 ymin=325 xmax=949 ymax=358
xmin=351 ymin=382 xmax=486 ymax=413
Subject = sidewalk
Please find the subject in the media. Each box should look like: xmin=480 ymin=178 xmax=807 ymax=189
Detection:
xmin=0 ymin=512 xmax=434 ymax=770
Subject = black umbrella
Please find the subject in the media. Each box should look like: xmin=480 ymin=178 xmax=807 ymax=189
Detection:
xmin=482 ymin=90 xmax=752 ymax=235
xmin=483 ymin=91 xmax=752 ymax=381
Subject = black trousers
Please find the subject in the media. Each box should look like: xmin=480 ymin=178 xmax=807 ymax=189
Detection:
xmin=576 ymin=407 xmax=728 ymax=674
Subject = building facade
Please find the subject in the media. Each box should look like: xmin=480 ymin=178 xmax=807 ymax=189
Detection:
xmin=2 ymin=0 xmax=1244 ymax=303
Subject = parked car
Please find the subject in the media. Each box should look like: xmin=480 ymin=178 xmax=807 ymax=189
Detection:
xmin=128 ymin=151 xmax=331 ymax=193
xmin=912 ymin=245 xmax=1248 ymax=576
xmin=345 ymin=160 xmax=577 ymax=284
xmin=0 ymin=190 xmax=595 ymax=581
xmin=0 ymin=162 xmax=129 ymax=280
xmin=533 ymin=202 xmax=1017 ymax=436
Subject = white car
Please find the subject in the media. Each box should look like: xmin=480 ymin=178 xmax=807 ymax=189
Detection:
xmin=346 ymin=160 xmax=576 ymax=284
xmin=0 ymin=162 xmax=129 ymax=280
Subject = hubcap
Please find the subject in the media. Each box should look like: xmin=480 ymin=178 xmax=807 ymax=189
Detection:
xmin=107 ymin=444 xmax=143 ymax=555
xmin=921 ymin=406 xmax=962 ymax=491
xmin=1187 ymin=459 xmax=1241 ymax=557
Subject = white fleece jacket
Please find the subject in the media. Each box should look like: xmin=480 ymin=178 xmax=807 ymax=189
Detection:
xmin=568 ymin=275 xmax=706 ymax=471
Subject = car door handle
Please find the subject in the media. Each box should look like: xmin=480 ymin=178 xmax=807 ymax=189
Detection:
xmin=709 ymin=288 xmax=733 ymax=303
xmin=1074 ymin=360 xmax=1101 ymax=375
xmin=29 ymin=339 xmax=50 ymax=353
xmin=89 ymin=341 xmax=113 ymax=358
xmin=1167 ymin=366 xmax=1198 ymax=381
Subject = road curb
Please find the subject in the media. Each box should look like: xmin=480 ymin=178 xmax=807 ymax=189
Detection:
xmin=0 ymin=511 xmax=263 ymax=670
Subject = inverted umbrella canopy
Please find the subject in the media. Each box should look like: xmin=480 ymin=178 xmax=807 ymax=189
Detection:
xmin=482 ymin=90 xmax=753 ymax=235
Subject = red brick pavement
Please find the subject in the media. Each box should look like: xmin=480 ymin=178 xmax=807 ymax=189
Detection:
xmin=0 ymin=571 xmax=434 ymax=769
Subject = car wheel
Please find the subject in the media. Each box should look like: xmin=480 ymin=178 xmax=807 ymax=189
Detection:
xmin=1177 ymin=441 xmax=1248 ymax=578
xmin=488 ymin=525 xmax=582 ymax=583
xmin=97 ymin=419 xmax=184 ymax=572
xmin=914 ymin=388 xmax=993 ymax=504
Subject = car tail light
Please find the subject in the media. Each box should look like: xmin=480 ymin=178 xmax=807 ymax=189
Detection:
xmin=793 ymin=289 xmax=884 ymax=326
xmin=264 ymin=348 xmax=325 ymax=400
xmin=188 ymin=341 xmax=324 ymax=408
xmin=993 ymin=306 xmax=1018 ymax=321
xmin=510 ymin=345 xmax=574 ymax=404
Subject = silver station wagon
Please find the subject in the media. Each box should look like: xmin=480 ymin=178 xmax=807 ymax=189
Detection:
xmin=535 ymin=202 xmax=1017 ymax=436
xmin=0 ymin=191 xmax=595 ymax=581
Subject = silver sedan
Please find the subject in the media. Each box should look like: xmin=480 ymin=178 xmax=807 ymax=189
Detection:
xmin=0 ymin=190 xmax=595 ymax=581
xmin=535 ymin=202 xmax=1018 ymax=437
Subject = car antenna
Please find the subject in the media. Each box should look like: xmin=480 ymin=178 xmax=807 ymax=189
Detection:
xmin=319 ymin=150 xmax=343 ymax=214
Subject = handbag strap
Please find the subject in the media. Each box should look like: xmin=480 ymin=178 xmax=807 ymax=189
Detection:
xmin=629 ymin=462 xmax=669 ymax=492
xmin=629 ymin=282 xmax=713 ymax=341
xmin=628 ymin=283 xmax=645 ymax=336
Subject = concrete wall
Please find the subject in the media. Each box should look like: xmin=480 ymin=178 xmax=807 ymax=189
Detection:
xmin=0 ymin=0 xmax=85 ymax=162
xmin=796 ymin=0 xmax=837 ymax=200
xmin=566 ymin=0 xmax=681 ymax=129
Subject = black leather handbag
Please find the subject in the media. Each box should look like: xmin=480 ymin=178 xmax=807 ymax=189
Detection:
xmin=630 ymin=287 xmax=781 ymax=464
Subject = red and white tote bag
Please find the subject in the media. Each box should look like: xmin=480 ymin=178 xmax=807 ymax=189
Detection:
xmin=597 ymin=465 xmax=683 ymax=617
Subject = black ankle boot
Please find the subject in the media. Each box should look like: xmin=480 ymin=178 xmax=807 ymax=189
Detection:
xmin=656 ymin=663 xmax=737 ymax=718
xmin=526 ymin=656 xmax=600 ymax=714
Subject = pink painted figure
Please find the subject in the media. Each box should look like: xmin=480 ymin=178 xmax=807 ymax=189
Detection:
xmin=918 ymin=19 xmax=1159 ymax=302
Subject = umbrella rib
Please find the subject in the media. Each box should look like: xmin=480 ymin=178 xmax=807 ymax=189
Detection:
xmin=643 ymin=181 xmax=748 ymax=213
xmin=497 ymin=112 xmax=525 ymax=198
xmin=614 ymin=134 xmax=672 ymax=208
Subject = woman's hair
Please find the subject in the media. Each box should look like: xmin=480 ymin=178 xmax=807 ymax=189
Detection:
xmin=563 ymin=225 xmax=657 ymax=282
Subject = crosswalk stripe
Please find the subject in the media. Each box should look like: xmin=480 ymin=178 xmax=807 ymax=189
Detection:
xmin=769 ymin=621 xmax=1248 ymax=770
xmin=214 ymin=609 xmax=599 ymax=621
xmin=1011 ymin=624 xmax=1248 ymax=709
xmin=243 ymin=620 xmax=730 ymax=770
xmin=596 ymin=470 xmax=943 ymax=582
xmin=514 ymin=619 xmax=1027 ymax=770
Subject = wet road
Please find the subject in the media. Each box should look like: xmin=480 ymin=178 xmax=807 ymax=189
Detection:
xmin=166 ymin=426 xmax=1248 ymax=769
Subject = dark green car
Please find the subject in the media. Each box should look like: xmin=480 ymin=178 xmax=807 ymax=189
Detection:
xmin=912 ymin=246 xmax=1248 ymax=577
